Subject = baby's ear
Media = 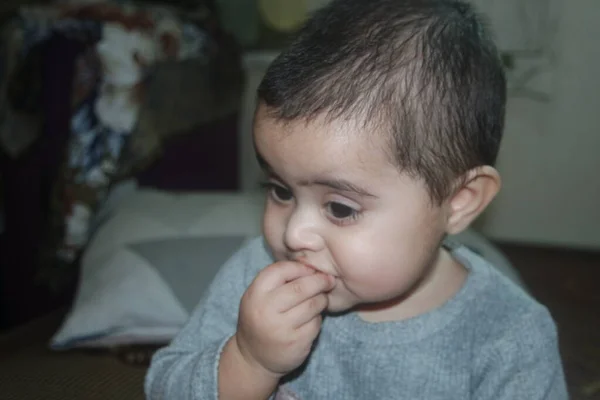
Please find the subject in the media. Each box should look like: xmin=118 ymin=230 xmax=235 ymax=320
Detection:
xmin=445 ymin=166 xmax=501 ymax=235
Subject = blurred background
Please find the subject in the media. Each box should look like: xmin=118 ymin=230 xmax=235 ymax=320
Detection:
xmin=0 ymin=1 xmax=598 ymax=399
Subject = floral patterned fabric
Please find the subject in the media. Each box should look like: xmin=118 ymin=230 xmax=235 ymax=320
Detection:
xmin=0 ymin=1 xmax=236 ymax=289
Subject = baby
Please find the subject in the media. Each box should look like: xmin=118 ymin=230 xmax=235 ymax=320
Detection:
xmin=145 ymin=0 xmax=567 ymax=399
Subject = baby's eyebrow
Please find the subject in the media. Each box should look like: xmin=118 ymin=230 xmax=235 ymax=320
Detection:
xmin=256 ymin=150 xmax=377 ymax=198
xmin=302 ymin=178 xmax=377 ymax=199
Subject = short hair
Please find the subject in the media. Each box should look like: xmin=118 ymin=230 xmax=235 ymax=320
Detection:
xmin=257 ymin=0 xmax=506 ymax=204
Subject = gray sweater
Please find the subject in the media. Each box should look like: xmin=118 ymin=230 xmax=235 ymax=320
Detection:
xmin=145 ymin=237 xmax=567 ymax=399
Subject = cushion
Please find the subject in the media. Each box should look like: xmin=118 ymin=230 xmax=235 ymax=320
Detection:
xmin=51 ymin=189 xmax=523 ymax=350
xmin=51 ymin=191 xmax=264 ymax=349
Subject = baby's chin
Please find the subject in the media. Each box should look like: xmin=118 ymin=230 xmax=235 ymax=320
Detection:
xmin=326 ymin=290 xmax=398 ymax=317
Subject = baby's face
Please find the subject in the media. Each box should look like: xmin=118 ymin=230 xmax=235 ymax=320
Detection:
xmin=254 ymin=106 xmax=452 ymax=320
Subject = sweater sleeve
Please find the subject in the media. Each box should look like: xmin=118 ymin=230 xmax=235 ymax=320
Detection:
xmin=472 ymin=306 xmax=568 ymax=400
xmin=144 ymin=237 xmax=268 ymax=400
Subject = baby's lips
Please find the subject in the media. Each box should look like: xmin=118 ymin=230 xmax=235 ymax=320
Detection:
xmin=303 ymin=262 xmax=319 ymax=272
xmin=307 ymin=265 xmax=336 ymax=289
xmin=327 ymin=274 xmax=337 ymax=288
xmin=290 ymin=257 xmax=316 ymax=271
xmin=294 ymin=258 xmax=336 ymax=287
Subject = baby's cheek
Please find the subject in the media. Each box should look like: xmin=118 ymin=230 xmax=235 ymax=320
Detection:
xmin=262 ymin=211 xmax=282 ymax=244
xmin=342 ymin=255 xmax=410 ymax=297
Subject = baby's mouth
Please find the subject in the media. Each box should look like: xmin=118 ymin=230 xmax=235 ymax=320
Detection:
xmin=303 ymin=262 xmax=319 ymax=272
xmin=295 ymin=258 xmax=322 ymax=274
xmin=288 ymin=255 xmax=338 ymax=284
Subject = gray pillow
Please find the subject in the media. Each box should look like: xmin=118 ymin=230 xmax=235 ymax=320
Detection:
xmin=131 ymin=236 xmax=246 ymax=313
xmin=51 ymin=236 xmax=248 ymax=349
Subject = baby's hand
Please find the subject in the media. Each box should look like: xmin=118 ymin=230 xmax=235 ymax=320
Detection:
xmin=234 ymin=261 xmax=335 ymax=377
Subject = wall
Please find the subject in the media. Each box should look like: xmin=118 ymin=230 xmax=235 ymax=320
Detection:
xmin=478 ymin=0 xmax=600 ymax=249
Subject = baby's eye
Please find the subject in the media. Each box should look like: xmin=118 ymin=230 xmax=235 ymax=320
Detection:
xmin=326 ymin=202 xmax=360 ymax=223
xmin=261 ymin=181 xmax=293 ymax=203
xmin=272 ymin=185 xmax=293 ymax=202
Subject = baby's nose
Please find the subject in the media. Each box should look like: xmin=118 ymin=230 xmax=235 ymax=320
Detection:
xmin=284 ymin=208 xmax=324 ymax=253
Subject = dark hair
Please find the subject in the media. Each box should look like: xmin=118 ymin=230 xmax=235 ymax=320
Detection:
xmin=257 ymin=0 xmax=506 ymax=204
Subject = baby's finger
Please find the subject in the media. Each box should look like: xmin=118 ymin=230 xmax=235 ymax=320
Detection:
xmin=272 ymin=273 xmax=334 ymax=313
xmin=284 ymin=293 xmax=329 ymax=328
xmin=253 ymin=261 xmax=316 ymax=293
xmin=294 ymin=312 xmax=324 ymax=345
